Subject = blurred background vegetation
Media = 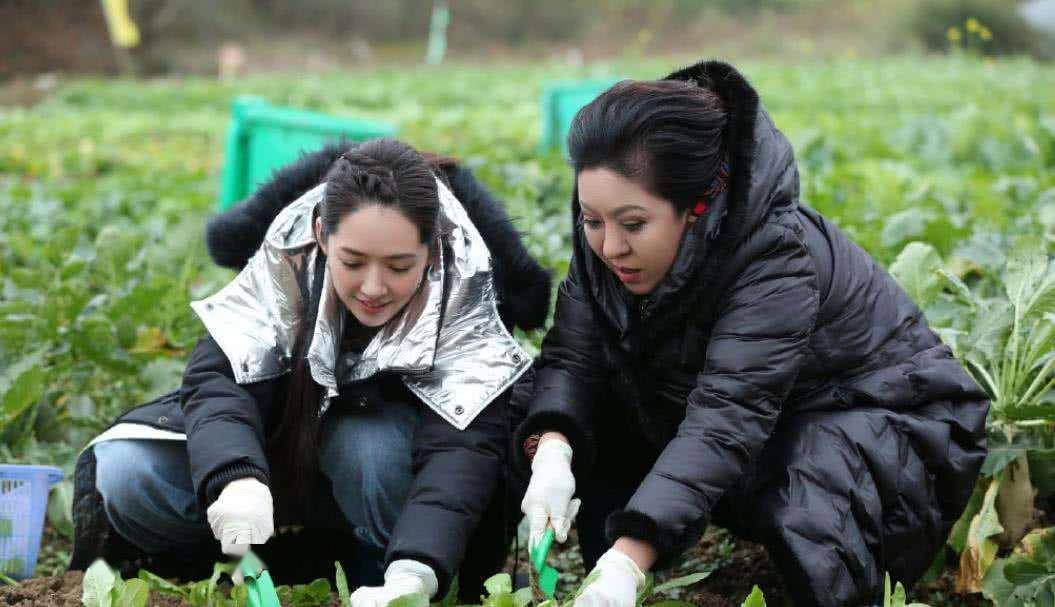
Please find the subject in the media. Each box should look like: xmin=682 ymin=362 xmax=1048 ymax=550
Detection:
xmin=3 ymin=0 xmax=1054 ymax=83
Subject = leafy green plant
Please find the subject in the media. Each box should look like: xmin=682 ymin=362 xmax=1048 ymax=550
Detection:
xmin=740 ymin=586 xmax=765 ymax=607
xmin=81 ymin=559 xmax=149 ymax=607
xmin=890 ymin=238 xmax=1055 ymax=591
xmin=890 ymin=239 xmax=1055 ymax=428
xmin=982 ymin=526 xmax=1055 ymax=605
xmin=335 ymin=561 xmax=351 ymax=606
xmin=882 ymin=572 xmax=930 ymax=607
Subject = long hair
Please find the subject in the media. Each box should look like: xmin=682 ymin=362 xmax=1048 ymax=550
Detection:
xmin=268 ymin=138 xmax=440 ymax=506
xmin=567 ymin=79 xmax=728 ymax=214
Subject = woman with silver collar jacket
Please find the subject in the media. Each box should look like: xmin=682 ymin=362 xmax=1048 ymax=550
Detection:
xmin=69 ymin=138 xmax=551 ymax=604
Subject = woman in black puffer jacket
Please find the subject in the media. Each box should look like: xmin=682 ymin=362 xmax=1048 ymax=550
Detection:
xmin=515 ymin=60 xmax=988 ymax=607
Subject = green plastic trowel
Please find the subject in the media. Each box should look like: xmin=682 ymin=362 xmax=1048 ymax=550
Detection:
xmin=238 ymin=550 xmax=280 ymax=607
xmin=530 ymin=528 xmax=560 ymax=598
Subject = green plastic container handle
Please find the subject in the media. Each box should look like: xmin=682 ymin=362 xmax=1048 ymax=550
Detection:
xmin=530 ymin=528 xmax=560 ymax=598
xmin=238 ymin=550 xmax=280 ymax=607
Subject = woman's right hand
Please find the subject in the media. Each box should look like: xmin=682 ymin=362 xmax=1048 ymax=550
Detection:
xmin=520 ymin=434 xmax=581 ymax=549
xmin=206 ymin=478 xmax=275 ymax=556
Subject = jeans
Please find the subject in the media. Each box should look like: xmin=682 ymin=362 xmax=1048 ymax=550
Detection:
xmin=93 ymin=398 xmax=418 ymax=580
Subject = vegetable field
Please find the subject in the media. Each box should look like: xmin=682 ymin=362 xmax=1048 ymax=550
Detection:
xmin=2 ymin=55 xmax=1055 ymax=605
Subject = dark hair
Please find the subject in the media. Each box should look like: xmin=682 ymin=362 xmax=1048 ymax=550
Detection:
xmin=567 ymin=79 xmax=728 ymax=214
xmin=269 ymin=138 xmax=440 ymax=507
xmin=319 ymin=138 xmax=440 ymax=243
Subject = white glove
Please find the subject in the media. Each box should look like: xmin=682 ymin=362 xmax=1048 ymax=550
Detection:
xmin=520 ymin=438 xmax=581 ymax=549
xmin=574 ymin=549 xmax=647 ymax=607
xmin=205 ymin=478 xmax=274 ymax=556
xmin=350 ymin=559 xmax=438 ymax=607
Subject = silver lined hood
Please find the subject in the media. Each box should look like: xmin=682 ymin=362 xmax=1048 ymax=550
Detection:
xmin=190 ymin=178 xmax=530 ymax=430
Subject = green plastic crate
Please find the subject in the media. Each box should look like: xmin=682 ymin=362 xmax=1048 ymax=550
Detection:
xmin=539 ymin=78 xmax=621 ymax=153
xmin=219 ymin=96 xmax=397 ymax=210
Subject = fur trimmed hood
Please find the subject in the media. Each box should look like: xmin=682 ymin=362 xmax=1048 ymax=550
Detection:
xmin=205 ymin=141 xmax=553 ymax=332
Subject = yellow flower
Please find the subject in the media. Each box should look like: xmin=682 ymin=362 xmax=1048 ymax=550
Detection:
xmin=947 ymin=26 xmax=962 ymax=42
xmin=966 ymin=17 xmax=980 ymax=33
xmin=980 ymin=27 xmax=992 ymax=41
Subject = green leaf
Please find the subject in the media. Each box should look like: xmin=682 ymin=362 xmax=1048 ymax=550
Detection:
xmin=47 ymin=480 xmax=74 ymax=539
xmin=1 ymin=559 xmax=24 ymax=577
xmin=889 ymin=242 xmax=943 ymax=308
xmin=334 ymin=561 xmax=351 ymax=607
xmin=306 ymin=578 xmax=332 ymax=602
xmin=114 ymin=578 xmax=149 ymax=607
xmin=949 ymin=480 xmax=986 ymax=553
xmin=983 ymin=445 xmax=1030 ymax=476
xmin=0 ymin=349 xmax=47 ymax=424
xmin=652 ymin=572 xmax=711 ymax=594
xmin=483 ymin=573 xmax=513 ymax=596
xmin=511 ymin=587 xmax=533 ymax=607
xmin=982 ymin=529 xmax=1055 ymax=606
xmin=82 ymin=559 xmax=117 ymax=607
xmin=1005 ymin=239 xmax=1049 ymax=311
xmin=0 ymin=518 xmax=11 ymax=538
xmin=637 ymin=571 xmax=655 ymax=603
xmin=137 ymin=569 xmax=185 ymax=596
xmin=187 ymin=579 xmax=210 ymax=607
xmin=981 ymin=560 xmax=1016 ymax=607
xmin=740 ymin=585 xmax=766 ymax=607
xmin=1004 ymin=559 xmax=1052 ymax=585
xmin=388 ymin=592 xmax=430 ymax=607
xmin=288 ymin=578 xmax=332 ymax=606
xmin=882 ymin=210 xmax=934 ymax=250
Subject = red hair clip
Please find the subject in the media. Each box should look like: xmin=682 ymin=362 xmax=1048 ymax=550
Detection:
xmin=693 ymin=200 xmax=709 ymax=216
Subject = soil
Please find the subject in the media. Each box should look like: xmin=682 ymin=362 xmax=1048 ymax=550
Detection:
xmin=0 ymin=571 xmax=83 ymax=607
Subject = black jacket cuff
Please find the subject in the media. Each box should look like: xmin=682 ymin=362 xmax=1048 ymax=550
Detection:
xmin=605 ymin=509 xmax=683 ymax=571
xmin=203 ymin=463 xmax=270 ymax=506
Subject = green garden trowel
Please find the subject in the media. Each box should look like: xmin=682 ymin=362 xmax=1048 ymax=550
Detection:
xmin=530 ymin=528 xmax=560 ymax=598
xmin=238 ymin=550 xmax=280 ymax=607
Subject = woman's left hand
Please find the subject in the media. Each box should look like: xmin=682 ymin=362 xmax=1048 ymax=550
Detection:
xmin=574 ymin=549 xmax=647 ymax=607
xmin=349 ymin=560 xmax=438 ymax=607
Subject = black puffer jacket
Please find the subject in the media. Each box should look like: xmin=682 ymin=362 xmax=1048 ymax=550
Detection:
xmin=515 ymin=61 xmax=988 ymax=595
xmin=71 ymin=148 xmax=549 ymax=599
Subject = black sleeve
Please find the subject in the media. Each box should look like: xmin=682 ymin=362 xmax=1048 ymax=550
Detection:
xmin=513 ymin=257 xmax=606 ymax=476
xmin=384 ymin=392 xmax=510 ymax=599
xmin=606 ymin=223 xmax=819 ymax=567
xmin=179 ymin=336 xmax=283 ymax=507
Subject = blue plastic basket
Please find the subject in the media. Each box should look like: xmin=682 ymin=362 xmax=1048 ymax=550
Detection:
xmin=0 ymin=464 xmax=64 ymax=580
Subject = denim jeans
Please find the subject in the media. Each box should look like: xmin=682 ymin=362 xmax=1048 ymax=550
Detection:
xmin=93 ymin=398 xmax=418 ymax=579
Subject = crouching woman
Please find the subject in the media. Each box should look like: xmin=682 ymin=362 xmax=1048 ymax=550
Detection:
xmin=516 ymin=61 xmax=989 ymax=606
xmin=70 ymin=138 xmax=550 ymax=604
